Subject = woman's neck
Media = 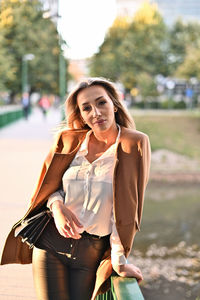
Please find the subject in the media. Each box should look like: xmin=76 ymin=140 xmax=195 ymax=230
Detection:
xmin=92 ymin=124 xmax=118 ymax=147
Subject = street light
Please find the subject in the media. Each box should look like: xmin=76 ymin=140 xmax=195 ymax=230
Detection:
xmin=42 ymin=8 xmax=67 ymax=103
xmin=21 ymin=53 xmax=35 ymax=95
xmin=59 ymin=37 xmax=66 ymax=103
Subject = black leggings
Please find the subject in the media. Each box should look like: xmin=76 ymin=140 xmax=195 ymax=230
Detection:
xmin=32 ymin=219 xmax=110 ymax=300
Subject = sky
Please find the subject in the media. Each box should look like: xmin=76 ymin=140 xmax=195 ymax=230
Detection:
xmin=58 ymin=0 xmax=117 ymax=60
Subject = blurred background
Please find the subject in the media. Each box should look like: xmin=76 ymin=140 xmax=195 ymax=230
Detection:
xmin=0 ymin=0 xmax=200 ymax=299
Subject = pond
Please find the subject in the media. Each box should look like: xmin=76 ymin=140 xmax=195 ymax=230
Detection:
xmin=129 ymin=181 xmax=200 ymax=300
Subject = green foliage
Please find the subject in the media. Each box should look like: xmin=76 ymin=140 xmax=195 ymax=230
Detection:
xmin=119 ymin=11 xmax=168 ymax=90
xmin=168 ymin=20 xmax=200 ymax=75
xmin=90 ymin=5 xmax=200 ymax=97
xmin=135 ymin=72 xmax=158 ymax=100
xmin=160 ymin=99 xmax=186 ymax=109
xmin=175 ymin=44 xmax=200 ymax=79
xmin=0 ymin=33 xmax=16 ymax=91
xmin=89 ymin=16 xmax=129 ymax=82
xmin=0 ymin=0 xmax=65 ymax=96
xmin=90 ymin=3 xmax=168 ymax=90
xmin=132 ymin=110 xmax=200 ymax=159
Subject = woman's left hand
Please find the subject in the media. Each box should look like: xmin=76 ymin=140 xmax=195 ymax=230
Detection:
xmin=113 ymin=264 xmax=143 ymax=284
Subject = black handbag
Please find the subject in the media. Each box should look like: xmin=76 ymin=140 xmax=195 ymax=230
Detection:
xmin=15 ymin=209 xmax=52 ymax=249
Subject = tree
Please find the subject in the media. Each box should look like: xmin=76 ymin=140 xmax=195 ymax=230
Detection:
xmin=168 ymin=20 xmax=200 ymax=75
xmin=137 ymin=72 xmax=158 ymax=106
xmin=0 ymin=0 xmax=66 ymax=98
xmin=89 ymin=16 xmax=130 ymax=82
xmin=89 ymin=2 xmax=168 ymax=91
xmin=119 ymin=1 xmax=168 ymax=90
xmin=175 ymin=44 xmax=200 ymax=79
xmin=0 ymin=33 xmax=16 ymax=91
xmin=90 ymin=1 xmax=200 ymax=97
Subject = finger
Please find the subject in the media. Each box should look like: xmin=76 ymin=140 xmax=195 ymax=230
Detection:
xmin=137 ymin=270 xmax=143 ymax=277
xmin=63 ymin=223 xmax=81 ymax=239
xmin=135 ymin=266 xmax=142 ymax=273
xmin=67 ymin=218 xmax=82 ymax=238
xmin=138 ymin=274 xmax=143 ymax=283
xmin=70 ymin=228 xmax=81 ymax=239
xmin=134 ymin=267 xmax=143 ymax=278
xmin=65 ymin=219 xmax=76 ymax=235
xmin=138 ymin=268 xmax=142 ymax=273
xmin=63 ymin=224 xmax=74 ymax=237
xmin=68 ymin=221 xmax=76 ymax=235
xmin=54 ymin=222 xmax=70 ymax=238
xmin=59 ymin=228 xmax=70 ymax=238
xmin=136 ymin=273 xmax=143 ymax=282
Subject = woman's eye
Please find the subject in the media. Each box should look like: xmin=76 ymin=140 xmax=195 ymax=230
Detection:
xmin=83 ymin=106 xmax=90 ymax=111
xmin=99 ymin=100 xmax=106 ymax=105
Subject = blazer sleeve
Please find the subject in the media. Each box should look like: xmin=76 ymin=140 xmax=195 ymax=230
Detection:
xmin=137 ymin=134 xmax=151 ymax=227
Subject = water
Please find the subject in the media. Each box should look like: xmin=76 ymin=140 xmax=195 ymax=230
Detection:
xmin=130 ymin=181 xmax=200 ymax=300
xmin=136 ymin=181 xmax=200 ymax=250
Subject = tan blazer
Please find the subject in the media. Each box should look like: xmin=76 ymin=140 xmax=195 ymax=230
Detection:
xmin=1 ymin=126 xmax=151 ymax=299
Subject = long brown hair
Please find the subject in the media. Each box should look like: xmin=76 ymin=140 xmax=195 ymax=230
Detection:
xmin=64 ymin=77 xmax=135 ymax=129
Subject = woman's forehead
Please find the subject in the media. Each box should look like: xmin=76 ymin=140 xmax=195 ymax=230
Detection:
xmin=77 ymin=85 xmax=109 ymax=103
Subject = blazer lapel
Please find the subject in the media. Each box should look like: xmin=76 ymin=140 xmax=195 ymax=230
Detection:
xmin=30 ymin=130 xmax=88 ymax=211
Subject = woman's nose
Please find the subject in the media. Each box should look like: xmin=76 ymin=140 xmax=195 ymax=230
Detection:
xmin=93 ymin=107 xmax=101 ymax=117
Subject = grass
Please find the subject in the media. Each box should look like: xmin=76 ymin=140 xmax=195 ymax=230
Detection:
xmin=130 ymin=109 xmax=200 ymax=160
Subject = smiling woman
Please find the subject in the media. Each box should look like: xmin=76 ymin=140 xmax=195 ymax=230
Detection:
xmin=66 ymin=77 xmax=135 ymax=130
xmin=1 ymin=77 xmax=151 ymax=300
xmin=77 ymin=86 xmax=117 ymax=137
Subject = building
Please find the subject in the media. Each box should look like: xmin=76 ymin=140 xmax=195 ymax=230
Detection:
xmin=116 ymin=0 xmax=200 ymax=24
xmin=151 ymin=0 xmax=200 ymax=24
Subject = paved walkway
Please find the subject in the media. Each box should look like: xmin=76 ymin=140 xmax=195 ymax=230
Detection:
xmin=0 ymin=107 xmax=62 ymax=299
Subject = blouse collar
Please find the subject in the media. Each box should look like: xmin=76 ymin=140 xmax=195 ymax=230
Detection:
xmin=76 ymin=124 xmax=121 ymax=158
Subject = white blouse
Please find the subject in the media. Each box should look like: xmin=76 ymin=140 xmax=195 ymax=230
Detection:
xmin=47 ymin=126 xmax=127 ymax=266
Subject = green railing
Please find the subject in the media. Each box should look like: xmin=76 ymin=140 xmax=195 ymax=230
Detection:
xmin=96 ymin=276 xmax=144 ymax=300
xmin=0 ymin=107 xmax=24 ymax=128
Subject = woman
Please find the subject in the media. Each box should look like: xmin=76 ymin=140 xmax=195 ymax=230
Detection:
xmin=1 ymin=77 xmax=151 ymax=300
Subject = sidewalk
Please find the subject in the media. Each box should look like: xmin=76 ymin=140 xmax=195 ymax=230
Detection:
xmin=0 ymin=107 xmax=62 ymax=299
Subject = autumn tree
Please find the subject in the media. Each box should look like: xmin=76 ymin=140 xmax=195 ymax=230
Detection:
xmin=90 ymin=1 xmax=168 ymax=92
xmin=89 ymin=16 xmax=130 ymax=82
xmin=175 ymin=44 xmax=200 ymax=79
xmin=168 ymin=20 xmax=200 ymax=75
xmin=90 ymin=1 xmax=200 ymax=98
xmin=120 ymin=2 xmax=168 ymax=90
xmin=0 ymin=0 xmax=67 ymax=98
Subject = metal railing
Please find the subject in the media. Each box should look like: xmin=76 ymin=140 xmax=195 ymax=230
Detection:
xmin=96 ymin=276 xmax=144 ymax=300
xmin=0 ymin=106 xmax=24 ymax=128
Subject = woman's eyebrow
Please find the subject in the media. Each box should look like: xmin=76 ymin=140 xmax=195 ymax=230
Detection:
xmin=81 ymin=96 xmax=105 ymax=106
xmin=95 ymin=96 xmax=104 ymax=101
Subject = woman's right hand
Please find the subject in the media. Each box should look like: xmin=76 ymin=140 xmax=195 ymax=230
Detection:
xmin=113 ymin=264 xmax=143 ymax=284
xmin=51 ymin=200 xmax=83 ymax=239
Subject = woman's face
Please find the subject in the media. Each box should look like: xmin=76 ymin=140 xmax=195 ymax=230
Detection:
xmin=77 ymin=85 xmax=117 ymax=134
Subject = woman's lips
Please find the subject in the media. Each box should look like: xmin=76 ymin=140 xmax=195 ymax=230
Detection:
xmin=94 ymin=119 xmax=105 ymax=125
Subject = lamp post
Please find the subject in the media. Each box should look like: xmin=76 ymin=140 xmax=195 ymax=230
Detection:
xmin=43 ymin=4 xmax=67 ymax=104
xmin=21 ymin=53 xmax=35 ymax=95
xmin=21 ymin=54 xmax=34 ymax=119
xmin=59 ymin=36 xmax=66 ymax=103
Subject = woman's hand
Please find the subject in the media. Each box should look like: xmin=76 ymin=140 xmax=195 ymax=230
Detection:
xmin=113 ymin=264 xmax=143 ymax=284
xmin=51 ymin=200 xmax=83 ymax=239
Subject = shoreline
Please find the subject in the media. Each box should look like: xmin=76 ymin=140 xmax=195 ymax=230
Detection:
xmin=150 ymin=171 xmax=200 ymax=183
